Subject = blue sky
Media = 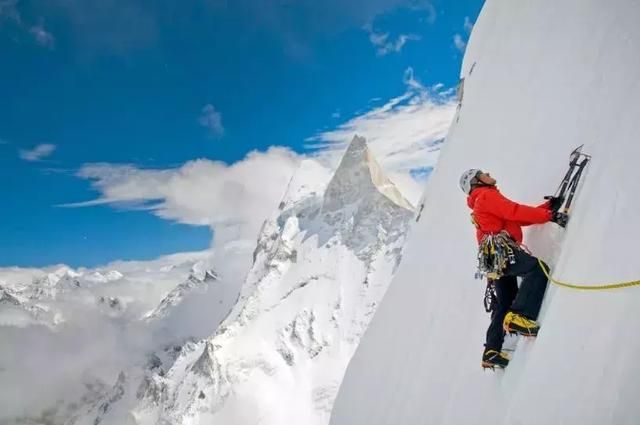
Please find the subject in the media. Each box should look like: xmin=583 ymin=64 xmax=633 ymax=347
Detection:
xmin=0 ymin=0 xmax=483 ymax=267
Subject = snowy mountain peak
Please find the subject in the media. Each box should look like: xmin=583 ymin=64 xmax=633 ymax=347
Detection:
xmin=318 ymin=136 xmax=416 ymax=258
xmin=190 ymin=259 xmax=219 ymax=282
xmin=85 ymin=270 xmax=124 ymax=283
xmin=279 ymin=159 xmax=332 ymax=211
xmin=18 ymin=138 xmax=414 ymax=425
xmin=144 ymin=268 xmax=219 ymax=321
xmin=33 ymin=267 xmax=71 ymax=287
xmin=191 ymin=341 xmax=219 ymax=377
xmin=323 ymin=135 xmax=414 ymax=213
xmin=81 ymin=136 xmax=417 ymax=424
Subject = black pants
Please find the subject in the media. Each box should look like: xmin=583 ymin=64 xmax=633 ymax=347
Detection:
xmin=485 ymin=248 xmax=549 ymax=351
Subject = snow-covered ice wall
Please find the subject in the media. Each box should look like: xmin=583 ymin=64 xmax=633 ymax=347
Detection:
xmin=330 ymin=1 xmax=640 ymax=424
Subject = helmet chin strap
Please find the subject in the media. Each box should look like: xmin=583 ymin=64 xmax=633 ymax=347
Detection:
xmin=472 ymin=180 xmax=495 ymax=191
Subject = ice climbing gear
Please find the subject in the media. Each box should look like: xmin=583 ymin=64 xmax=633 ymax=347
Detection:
xmin=547 ymin=145 xmax=582 ymax=202
xmin=503 ymin=311 xmax=539 ymax=337
xmin=535 ymin=146 xmax=640 ymax=290
xmin=545 ymin=195 xmax=564 ymax=212
xmin=482 ymin=348 xmax=510 ymax=369
xmin=415 ymin=202 xmax=425 ymax=222
xmin=562 ymin=155 xmax=589 ymax=215
xmin=476 ymin=231 xmax=518 ymax=280
xmin=483 ymin=279 xmax=497 ymax=313
xmin=460 ymin=168 xmax=482 ymax=194
xmin=538 ymin=259 xmax=640 ymax=291
xmin=551 ymin=211 xmax=569 ymax=228
xmin=545 ymin=145 xmax=591 ymax=219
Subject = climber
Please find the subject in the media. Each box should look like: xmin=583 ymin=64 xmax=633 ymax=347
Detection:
xmin=459 ymin=169 xmax=567 ymax=369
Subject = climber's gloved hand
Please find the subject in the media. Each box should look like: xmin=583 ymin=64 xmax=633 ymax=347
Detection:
xmin=544 ymin=195 xmax=564 ymax=212
xmin=551 ymin=211 xmax=569 ymax=228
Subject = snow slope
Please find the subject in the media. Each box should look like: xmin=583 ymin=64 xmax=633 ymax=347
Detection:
xmin=331 ymin=1 xmax=640 ymax=425
xmin=68 ymin=136 xmax=415 ymax=425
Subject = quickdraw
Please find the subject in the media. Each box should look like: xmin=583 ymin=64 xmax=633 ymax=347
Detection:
xmin=476 ymin=231 xmax=518 ymax=280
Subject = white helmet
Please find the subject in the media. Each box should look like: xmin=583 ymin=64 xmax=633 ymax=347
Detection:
xmin=459 ymin=168 xmax=481 ymax=194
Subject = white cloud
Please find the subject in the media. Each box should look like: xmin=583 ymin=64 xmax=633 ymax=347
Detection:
xmin=423 ymin=3 xmax=437 ymax=24
xmin=63 ymin=66 xmax=456 ymax=245
xmin=453 ymin=33 xmax=466 ymax=52
xmin=452 ymin=16 xmax=474 ymax=54
xmin=62 ymin=147 xmax=302 ymax=247
xmin=19 ymin=144 xmax=56 ymax=161
xmin=309 ymin=67 xmax=456 ymax=174
xmin=407 ymin=1 xmax=437 ymax=25
xmin=29 ymin=22 xmax=55 ymax=48
xmin=308 ymin=68 xmax=457 ymax=202
xmin=1 ymin=2 xmax=56 ymax=49
xmin=464 ymin=16 xmax=474 ymax=33
xmin=367 ymin=28 xmax=421 ymax=56
xmin=198 ymin=104 xmax=224 ymax=137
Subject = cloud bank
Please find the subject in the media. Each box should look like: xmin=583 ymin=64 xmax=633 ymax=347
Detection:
xmin=62 ymin=147 xmax=301 ymax=247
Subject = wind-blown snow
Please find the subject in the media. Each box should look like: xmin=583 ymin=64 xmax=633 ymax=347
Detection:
xmin=330 ymin=1 xmax=640 ymax=424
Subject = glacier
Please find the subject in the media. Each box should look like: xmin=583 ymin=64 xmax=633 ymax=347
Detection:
xmin=330 ymin=1 xmax=640 ymax=425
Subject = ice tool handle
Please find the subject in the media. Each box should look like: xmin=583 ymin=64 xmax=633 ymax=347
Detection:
xmin=526 ymin=147 xmax=639 ymax=291
xmin=545 ymin=145 xmax=591 ymax=217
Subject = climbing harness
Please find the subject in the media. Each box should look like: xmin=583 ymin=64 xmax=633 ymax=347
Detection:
xmin=475 ymin=231 xmax=518 ymax=280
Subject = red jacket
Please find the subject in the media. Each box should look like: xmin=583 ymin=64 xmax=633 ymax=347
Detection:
xmin=467 ymin=186 xmax=552 ymax=244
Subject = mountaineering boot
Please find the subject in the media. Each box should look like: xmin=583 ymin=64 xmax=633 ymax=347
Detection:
xmin=481 ymin=348 xmax=510 ymax=369
xmin=503 ymin=311 xmax=539 ymax=337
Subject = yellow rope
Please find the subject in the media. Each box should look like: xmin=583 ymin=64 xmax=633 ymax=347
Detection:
xmin=538 ymin=259 xmax=640 ymax=290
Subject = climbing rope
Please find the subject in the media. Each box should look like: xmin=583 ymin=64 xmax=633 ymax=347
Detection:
xmin=538 ymin=259 xmax=640 ymax=291
xmin=474 ymin=147 xmax=640 ymax=291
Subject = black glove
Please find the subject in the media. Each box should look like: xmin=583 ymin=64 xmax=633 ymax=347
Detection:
xmin=551 ymin=211 xmax=569 ymax=228
xmin=544 ymin=195 xmax=564 ymax=212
